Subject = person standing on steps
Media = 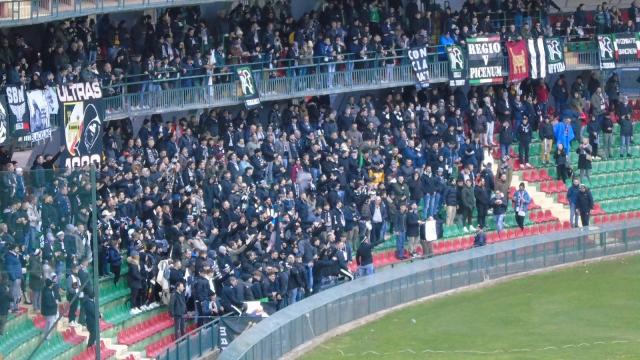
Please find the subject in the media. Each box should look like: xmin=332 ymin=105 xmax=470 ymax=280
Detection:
xmin=619 ymin=114 xmax=633 ymax=158
xmin=576 ymin=137 xmax=593 ymax=185
xmin=513 ymin=182 xmax=531 ymax=231
xmin=516 ymin=116 xmax=533 ymax=169
xmin=41 ymin=278 xmax=59 ymax=340
xmin=461 ymin=178 xmax=476 ymax=233
xmin=66 ymin=263 xmax=81 ymax=327
xmin=83 ymin=288 xmax=97 ymax=348
xmin=567 ymin=178 xmax=581 ymax=228
xmin=169 ymin=281 xmax=187 ymax=338
xmin=554 ymin=143 xmax=569 ymax=183
xmin=576 ymin=184 xmax=594 ymax=229
xmin=474 ymin=178 xmax=490 ymax=229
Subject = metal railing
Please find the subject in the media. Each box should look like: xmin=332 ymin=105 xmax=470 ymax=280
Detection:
xmin=0 ymin=0 xmax=227 ymax=26
xmin=96 ymin=40 xmax=637 ymax=120
xmin=217 ymin=220 xmax=640 ymax=360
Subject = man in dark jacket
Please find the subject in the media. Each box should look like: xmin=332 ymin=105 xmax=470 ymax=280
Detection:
xmin=41 ymin=278 xmax=59 ymax=339
xmin=576 ymin=184 xmax=594 ymax=228
xmin=619 ymin=114 xmax=633 ymax=157
xmin=169 ymin=281 xmax=187 ymax=337
xmin=474 ymin=179 xmax=491 ymax=229
xmin=83 ymin=288 xmax=97 ymax=347
xmin=406 ymin=203 xmax=422 ymax=257
xmin=567 ymin=178 xmax=581 ymax=228
xmin=4 ymin=243 xmax=22 ymax=312
xmin=517 ymin=116 xmax=533 ymax=168
xmin=392 ymin=203 xmax=408 ymax=260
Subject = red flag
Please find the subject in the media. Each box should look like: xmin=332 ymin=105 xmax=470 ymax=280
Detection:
xmin=506 ymin=40 xmax=530 ymax=83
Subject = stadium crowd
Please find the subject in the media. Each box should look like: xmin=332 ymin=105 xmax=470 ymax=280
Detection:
xmin=0 ymin=0 xmax=638 ymax=94
xmin=0 ymin=0 xmax=629 ymax=345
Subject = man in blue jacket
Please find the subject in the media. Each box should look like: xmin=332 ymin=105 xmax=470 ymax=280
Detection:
xmin=4 ymin=243 xmax=22 ymax=312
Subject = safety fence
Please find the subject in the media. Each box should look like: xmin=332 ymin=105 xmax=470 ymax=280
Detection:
xmin=217 ymin=220 xmax=640 ymax=360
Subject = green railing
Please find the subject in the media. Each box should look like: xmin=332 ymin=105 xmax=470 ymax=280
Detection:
xmin=101 ymin=41 xmax=635 ymax=120
xmin=217 ymin=220 xmax=640 ymax=360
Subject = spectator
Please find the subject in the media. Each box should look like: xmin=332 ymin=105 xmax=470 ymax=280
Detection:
xmin=517 ymin=116 xmax=533 ymax=168
xmin=491 ymin=190 xmax=508 ymax=233
xmin=499 ymin=120 xmax=514 ymax=158
xmin=29 ymin=249 xmax=44 ymax=314
xmin=66 ymin=263 xmax=81 ymax=327
xmin=169 ymin=281 xmax=187 ymax=338
xmin=473 ymin=226 xmax=486 ymax=247
xmin=127 ymin=251 xmax=144 ymax=315
xmin=83 ymin=288 xmax=97 ymax=347
xmin=619 ymin=114 xmax=633 ymax=157
xmin=567 ymin=178 xmax=581 ymax=228
xmin=576 ymin=137 xmax=593 ymax=184
xmin=554 ymin=143 xmax=569 ymax=183
xmin=392 ymin=203 xmax=408 ymax=260
xmin=0 ymin=274 xmax=9 ymax=336
xmin=601 ymin=113 xmax=614 ymax=160
xmin=576 ymin=184 xmax=594 ymax=228
xmin=460 ymin=178 xmax=476 ymax=233
xmin=539 ymin=117 xmax=554 ymax=165
xmin=4 ymin=243 xmax=22 ymax=312
xmin=41 ymin=278 xmax=58 ymax=339
xmin=475 ymin=178 xmax=490 ymax=229
xmin=554 ymin=118 xmax=575 ymax=161
xmin=513 ymin=183 xmax=531 ymax=230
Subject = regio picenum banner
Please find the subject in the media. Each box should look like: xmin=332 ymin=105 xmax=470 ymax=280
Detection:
xmin=408 ymin=45 xmax=431 ymax=87
xmin=467 ymin=35 xmax=504 ymax=85
xmin=446 ymin=45 xmax=467 ymax=86
xmin=57 ymin=82 xmax=105 ymax=168
xmin=506 ymin=40 xmax=530 ymax=83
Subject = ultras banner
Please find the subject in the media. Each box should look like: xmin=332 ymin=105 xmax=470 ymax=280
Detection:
xmin=506 ymin=40 xmax=530 ymax=83
xmin=527 ymin=37 xmax=547 ymax=79
xmin=545 ymin=37 xmax=566 ymax=74
xmin=446 ymin=45 xmax=467 ymax=86
xmin=26 ymin=90 xmax=52 ymax=142
xmin=57 ymin=82 xmax=104 ymax=168
xmin=467 ymin=35 xmax=504 ymax=85
xmin=0 ymin=96 xmax=8 ymax=146
xmin=407 ymin=45 xmax=430 ymax=87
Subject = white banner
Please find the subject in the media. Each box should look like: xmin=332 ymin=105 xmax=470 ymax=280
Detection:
xmin=27 ymin=90 xmax=52 ymax=142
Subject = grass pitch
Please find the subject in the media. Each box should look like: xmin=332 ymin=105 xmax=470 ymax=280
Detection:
xmin=304 ymin=255 xmax=640 ymax=360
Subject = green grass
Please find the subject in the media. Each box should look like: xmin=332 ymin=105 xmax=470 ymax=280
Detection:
xmin=304 ymin=255 xmax=640 ymax=360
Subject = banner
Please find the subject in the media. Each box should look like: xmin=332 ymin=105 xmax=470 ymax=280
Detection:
xmin=218 ymin=316 xmax=262 ymax=351
xmin=408 ymin=45 xmax=430 ymax=87
xmin=236 ymin=66 xmax=260 ymax=109
xmin=446 ymin=45 xmax=467 ymax=86
xmin=44 ymin=87 xmax=59 ymax=115
xmin=527 ymin=38 xmax=547 ymax=79
xmin=545 ymin=37 xmax=566 ymax=74
xmin=598 ymin=34 xmax=616 ymax=69
xmin=6 ymin=85 xmax=29 ymax=134
xmin=0 ymin=97 xmax=7 ymax=146
xmin=467 ymin=35 xmax=504 ymax=85
xmin=507 ymin=40 xmax=530 ymax=83
xmin=57 ymin=82 xmax=104 ymax=168
xmin=613 ymin=32 xmax=640 ymax=63
xmin=26 ymin=90 xmax=52 ymax=142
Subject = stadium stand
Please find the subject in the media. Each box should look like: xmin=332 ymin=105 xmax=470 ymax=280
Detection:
xmin=1 ymin=0 xmax=640 ymax=360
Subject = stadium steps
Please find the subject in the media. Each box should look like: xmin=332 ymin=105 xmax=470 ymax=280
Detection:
xmin=143 ymin=324 xmax=197 ymax=359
